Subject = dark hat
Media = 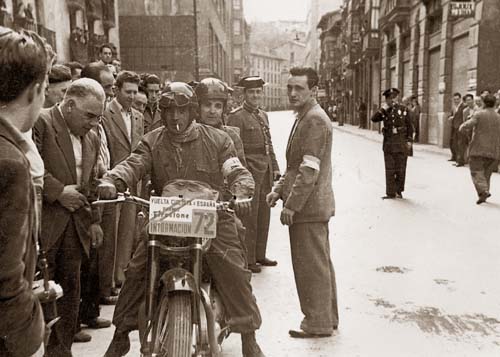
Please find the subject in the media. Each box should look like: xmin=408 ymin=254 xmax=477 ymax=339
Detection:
xmin=382 ymin=88 xmax=400 ymax=98
xmin=237 ymin=76 xmax=265 ymax=89
xmin=49 ymin=64 xmax=72 ymax=83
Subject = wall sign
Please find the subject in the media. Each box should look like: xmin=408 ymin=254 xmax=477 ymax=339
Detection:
xmin=449 ymin=1 xmax=475 ymax=18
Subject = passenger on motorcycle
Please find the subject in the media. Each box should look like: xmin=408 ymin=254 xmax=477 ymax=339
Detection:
xmin=98 ymin=82 xmax=266 ymax=357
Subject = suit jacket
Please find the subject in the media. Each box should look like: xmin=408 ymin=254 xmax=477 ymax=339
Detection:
xmin=0 ymin=116 xmax=44 ymax=356
xmin=143 ymin=105 xmax=162 ymax=134
xmin=227 ymin=102 xmax=280 ymax=187
xmin=451 ymin=102 xmax=467 ymax=129
xmin=102 ymin=98 xmax=144 ymax=169
xmin=274 ymin=99 xmax=335 ymax=223
xmin=34 ymin=106 xmax=101 ymax=256
xmin=459 ymin=108 xmax=500 ymax=160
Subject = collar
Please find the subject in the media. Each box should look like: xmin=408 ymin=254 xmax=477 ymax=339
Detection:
xmin=56 ymin=105 xmax=79 ymax=138
xmin=0 ymin=115 xmax=29 ymax=153
xmin=243 ymin=101 xmax=259 ymax=114
xmin=295 ymin=98 xmax=317 ymax=121
xmin=113 ymin=98 xmax=131 ymax=115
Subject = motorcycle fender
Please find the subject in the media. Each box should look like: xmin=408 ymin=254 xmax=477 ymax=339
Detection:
xmin=159 ymin=267 xmax=197 ymax=293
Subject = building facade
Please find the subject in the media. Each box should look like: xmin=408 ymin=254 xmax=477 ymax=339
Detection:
xmin=249 ymin=50 xmax=287 ymax=111
xmin=231 ymin=0 xmax=250 ymax=84
xmin=0 ymin=0 xmax=120 ymax=63
xmin=119 ymin=0 xmax=234 ymax=84
xmin=319 ymin=0 xmax=500 ymax=147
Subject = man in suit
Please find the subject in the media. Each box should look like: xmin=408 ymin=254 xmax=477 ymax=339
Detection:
xmin=267 ymin=67 xmax=338 ymax=338
xmin=34 ymin=78 xmax=106 ymax=357
xmin=0 ymin=26 xmax=48 ymax=357
xmin=101 ymin=70 xmax=144 ymax=290
xmin=371 ymin=88 xmax=413 ymax=199
xmin=459 ymin=94 xmax=500 ymax=204
xmin=227 ymin=76 xmax=280 ymax=273
xmin=448 ymin=92 xmax=467 ymax=165
xmin=143 ymin=74 xmax=162 ymax=133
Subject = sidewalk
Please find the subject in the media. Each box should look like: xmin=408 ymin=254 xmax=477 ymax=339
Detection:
xmin=332 ymin=123 xmax=450 ymax=157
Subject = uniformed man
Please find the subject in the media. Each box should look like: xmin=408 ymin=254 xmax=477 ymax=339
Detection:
xmin=99 ymin=82 xmax=265 ymax=357
xmin=227 ymin=76 xmax=280 ymax=273
xmin=371 ymin=88 xmax=413 ymax=199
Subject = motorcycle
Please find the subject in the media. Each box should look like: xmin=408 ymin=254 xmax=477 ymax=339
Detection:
xmin=93 ymin=179 xmax=239 ymax=357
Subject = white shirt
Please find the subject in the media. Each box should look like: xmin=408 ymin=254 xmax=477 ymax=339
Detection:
xmin=116 ymin=100 xmax=132 ymax=141
xmin=69 ymin=131 xmax=83 ymax=186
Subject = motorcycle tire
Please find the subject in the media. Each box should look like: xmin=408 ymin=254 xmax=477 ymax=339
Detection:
xmin=154 ymin=291 xmax=193 ymax=357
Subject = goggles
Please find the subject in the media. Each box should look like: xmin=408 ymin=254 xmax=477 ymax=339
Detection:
xmin=159 ymin=92 xmax=192 ymax=108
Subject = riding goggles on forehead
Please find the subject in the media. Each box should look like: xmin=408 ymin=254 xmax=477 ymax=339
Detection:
xmin=159 ymin=92 xmax=192 ymax=108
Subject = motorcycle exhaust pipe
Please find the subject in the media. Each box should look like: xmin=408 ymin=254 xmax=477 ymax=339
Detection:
xmin=200 ymin=289 xmax=220 ymax=357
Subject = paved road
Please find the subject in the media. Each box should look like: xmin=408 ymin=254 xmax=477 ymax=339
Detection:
xmin=75 ymin=111 xmax=500 ymax=356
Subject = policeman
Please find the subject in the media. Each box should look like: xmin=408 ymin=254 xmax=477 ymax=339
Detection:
xmin=371 ymin=88 xmax=413 ymax=199
xmin=227 ymin=76 xmax=280 ymax=273
xmin=99 ymin=82 xmax=266 ymax=357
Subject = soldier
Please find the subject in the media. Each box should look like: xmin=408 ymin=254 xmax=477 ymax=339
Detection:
xmin=227 ymin=76 xmax=280 ymax=273
xmin=371 ymin=88 xmax=413 ymax=199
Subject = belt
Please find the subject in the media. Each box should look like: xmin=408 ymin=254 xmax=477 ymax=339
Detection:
xmin=245 ymin=145 xmax=269 ymax=155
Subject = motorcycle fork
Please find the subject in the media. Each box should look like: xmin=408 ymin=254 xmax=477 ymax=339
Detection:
xmin=192 ymin=237 xmax=203 ymax=353
xmin=144 ymin=234 xmax=160 ymax=350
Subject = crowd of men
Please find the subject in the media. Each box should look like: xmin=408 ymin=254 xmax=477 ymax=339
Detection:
xmin=0 ymin=27 xmax=339 ymax=357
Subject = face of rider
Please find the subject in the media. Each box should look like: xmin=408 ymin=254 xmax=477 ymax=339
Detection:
xmin=199 ymin=99 xmax=224 ymax=127
xmin=162 ymin=105 xmax=192 ymax=133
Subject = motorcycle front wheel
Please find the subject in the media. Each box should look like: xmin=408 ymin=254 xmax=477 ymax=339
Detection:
xmin=154 ymin=290 xmax=193 ymax=357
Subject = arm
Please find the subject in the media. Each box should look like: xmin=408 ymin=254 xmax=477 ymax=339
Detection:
xmin=284 ymin=115 xmax=327 ymax=213
xmin=371 ymin=108 xmax=386 ymax=123
xmin=219 ymin=134 xmax=254 ymax=199
xmin=0 ymin=158 xmax=44 ymax=355
xmin=459 ymin=114 xmax=478 ymax=133
xmin=263 ymin=112 xmax=280 ymax=174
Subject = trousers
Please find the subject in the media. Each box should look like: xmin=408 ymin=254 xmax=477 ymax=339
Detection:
xmin=469 ymin=156 xmax=498 ymax=195
xmin=112 ymin=211 xmax=262 ymax=335
xmin=384 ymin=152 xmax=408 ymax=196
xmin=289 ymin=222 xmax=339 ymax=334
xmin=243 ymin=169 xmax=272 ymax=264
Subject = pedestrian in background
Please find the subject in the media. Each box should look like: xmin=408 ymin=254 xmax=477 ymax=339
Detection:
xmin=402 ymin=96 xmax=414 ymax=157
xmin=410 ymin=95 xmax=421 ymax=143
xmin=227 ymin=76 xmax=281 ymax=273
xmin=371 ymin=88 xmax=413 ymax=199
xmin=459 ymin=94 xmax=500 ymax=204
xmin=460 ymin=94 xmax=478 ymax=165
xmin=0 ymin=26 xmax=49 ymax=357
xmin=448 ymin=93 xmax=465 ymax=163
xmin=267 ymin=66 xmax=338 ymax=338
xmin=142 ymin=74 xmax=162 ymax=133
xmin=357 ymin=97 xmax=367 ymax=129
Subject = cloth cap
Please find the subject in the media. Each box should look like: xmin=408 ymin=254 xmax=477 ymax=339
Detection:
xmin=237 ymin=76 xmax=265 ymax=89
xmin=382 ymin=87 xmax=400 ymax=98
xmin=49 ymin=64 xmax=72 ymax=83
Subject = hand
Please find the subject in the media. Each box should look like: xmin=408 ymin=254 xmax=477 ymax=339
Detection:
xmin=273 ymin=171 xmax=281 ymax=181
xmin=89 ymin=223 xmax=103 ymax=248
xmin=57 ymin=185 xmax=87 ymax=212
xmin=266 ymin=192 xmax=280 ymax=208
xmin=96 ymin=180 xmax=117 ymax=199
xmin=280 ymin=207 xmax=295 ymax=226
xmin=234 ymin=197 xmax=252 ymax=217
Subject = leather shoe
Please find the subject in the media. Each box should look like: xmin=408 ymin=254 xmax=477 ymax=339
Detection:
xmin=288 ymin=329 xmax=331 ymax=338
xmin=257 ymin=258 xmax=277 ymax=266
xmin=82 ymin=317 xmax=112 ymax=329
xmin=476 ymin=192 xmax=489 ymax=205
xmin=396 ymin=192 xmax=403 ymax=199
xmin=241 ymin=332 xmax=265 ymax=357
xmin=100 ymin=296 xmax=119 ymax=305
xmin=382 ymin=195 xmax=396 ymax=200
xmin=104 ymin=331 xmax=130 ymax=357
xmin=74 ymin=330 xmax=92 ymax=343
xmin=248 ymin=263 xmax=262 ymax=273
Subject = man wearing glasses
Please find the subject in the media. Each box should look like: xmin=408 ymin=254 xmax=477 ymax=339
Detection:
xmin=33 ymin=78 xmax=106 ymax=356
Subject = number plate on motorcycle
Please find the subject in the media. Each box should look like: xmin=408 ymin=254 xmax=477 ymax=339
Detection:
xmin=149 ymin=196 xmax=217 ymax=238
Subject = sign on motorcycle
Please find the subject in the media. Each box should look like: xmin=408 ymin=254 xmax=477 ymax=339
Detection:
xmin=149 ymin=196 xmax=217 ymax=238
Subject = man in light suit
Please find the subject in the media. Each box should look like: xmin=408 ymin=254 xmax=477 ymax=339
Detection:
xmin=101 ymin=70 xmax=144 ymax=291
xmin=267 ymin=67 xmax=338 ymax=338
xmin=34 ymin=78 xmax=106 ymax=356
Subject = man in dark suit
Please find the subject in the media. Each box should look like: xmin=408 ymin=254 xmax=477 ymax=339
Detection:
xmin=448 ymin=92 xmax=467 ymax=165
xmin=267 ymin=67 xmax=338 ymax=338
xmin=101 ymin=70 xmax=144 ymax=289
xmin=0 ymin=26 xmax=48 ymax=357
xmin=227 ymin=76 xmax=280 ymax=273
xmin=34 ymin=78 xmax=106 ymax=357
xmin=143 ymin=74 xmax=162 ymax=133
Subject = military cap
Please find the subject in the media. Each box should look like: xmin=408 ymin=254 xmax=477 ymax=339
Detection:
xmin=382 ymin=87 xmax=400 ymax=98
xmin=49 ymin=64 xmax=72 ymax=83
xmin=237 ymin=76 xmax=265 ymax=89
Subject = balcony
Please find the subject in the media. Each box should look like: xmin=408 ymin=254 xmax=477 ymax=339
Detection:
xmin=379 ymin=0 xmax=411 ymax=30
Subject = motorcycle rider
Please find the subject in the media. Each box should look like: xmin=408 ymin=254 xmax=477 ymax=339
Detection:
xmin=99 ymin=82 xmax=266 ymax=357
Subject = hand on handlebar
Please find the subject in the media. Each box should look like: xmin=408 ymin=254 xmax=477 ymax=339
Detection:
xmin=233 ymin=196 xmax=252 ymax=216
xmin=96 ymin=181 xmax=117 ymax=199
